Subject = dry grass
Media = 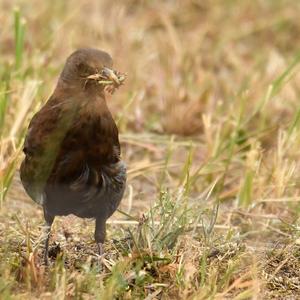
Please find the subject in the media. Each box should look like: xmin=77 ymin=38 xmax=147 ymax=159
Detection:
xmin=1 ymin=0 xmax=300 ymax=299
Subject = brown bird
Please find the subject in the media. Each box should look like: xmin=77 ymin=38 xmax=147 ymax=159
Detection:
xmin=20 ymin=48 xmax=126 ymax=264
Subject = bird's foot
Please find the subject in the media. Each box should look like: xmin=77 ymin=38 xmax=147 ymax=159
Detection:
xmin=96 ymin=243 xmax=105 ymax=271
xmin=97 ymin=242 xmax=104 ymax=256
xmin=43 ymin=248 xmax=49 ymax=266
xmin=44 ymin=256 xmax=49 ymax=266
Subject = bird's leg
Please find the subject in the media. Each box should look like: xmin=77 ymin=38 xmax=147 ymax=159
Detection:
xmin=44 ymin=223 xmax=52 ymax=265
xmin=95 ymin=218 xmax=106 ymax=262
xmin=97 ymin=242 xmax=104 ymax=257
xmin=43 ymin=208 xmax=54 ymax=265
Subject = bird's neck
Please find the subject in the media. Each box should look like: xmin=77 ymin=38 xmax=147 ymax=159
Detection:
xmin=57 ymin=76 xmax=106 ymax=97
xmin=54 ymin=80 xmax=107 ymax=107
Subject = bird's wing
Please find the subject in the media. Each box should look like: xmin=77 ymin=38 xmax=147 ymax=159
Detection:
xmin=20 ymin=95 xmax=78 ymax=204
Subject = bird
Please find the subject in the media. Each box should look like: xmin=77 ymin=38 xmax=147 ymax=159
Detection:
xmin=20 ymin=48 xmax=127 ymax=265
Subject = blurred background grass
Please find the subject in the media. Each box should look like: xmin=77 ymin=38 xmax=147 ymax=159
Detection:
xmin=1 ymin=0 xmax=300 ymax=299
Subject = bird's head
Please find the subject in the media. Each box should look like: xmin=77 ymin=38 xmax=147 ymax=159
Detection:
xmin=60 ymin=48 xmax=125 ymax=94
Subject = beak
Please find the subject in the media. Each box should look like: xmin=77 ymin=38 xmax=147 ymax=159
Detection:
xmin=86 ymin=67 xmax=126 ymax=93
xmin=101 ymin=67 xmax=120 ymax=85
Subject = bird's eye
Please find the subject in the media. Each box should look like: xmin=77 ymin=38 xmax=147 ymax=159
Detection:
xmin=76 ymin=62 xmax=94 ymax=77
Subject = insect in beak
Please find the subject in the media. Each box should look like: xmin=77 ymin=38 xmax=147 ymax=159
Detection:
xmin=87 ymin=68 xmax=125 ymax=86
